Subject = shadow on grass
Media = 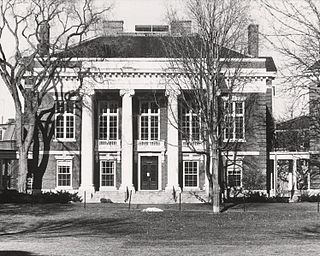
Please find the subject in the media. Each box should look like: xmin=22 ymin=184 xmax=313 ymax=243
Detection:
xmin=0 ymin=217 xmax=143 ymax=238
xmin=0 ymin=203 xmax=75 ymax=216
xmin=0 ymin=251 xmax=40 ymax=256
xmin=284 ymin=225 xmax=320 ymax=240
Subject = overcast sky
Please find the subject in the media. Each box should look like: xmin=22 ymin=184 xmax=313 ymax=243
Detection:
xmin=0 ymin=0 xmax=294 ymax=123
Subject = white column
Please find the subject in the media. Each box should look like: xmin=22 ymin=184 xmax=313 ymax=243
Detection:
xmin=79 ymin=91 xmax=95 ymax=195
xmin=120 ymin=89 xmax=135 ymax=191
xmin=293 ymin=158 xmax=298 ymax=191
xmin=165 ymin=90 xmax=180 ymax=191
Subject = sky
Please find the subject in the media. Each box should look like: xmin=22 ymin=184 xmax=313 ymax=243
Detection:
xmin=0 ymin=0 xmax=293 ymax=123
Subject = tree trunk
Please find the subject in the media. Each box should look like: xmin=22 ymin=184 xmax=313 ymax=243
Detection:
xmin=17 ymin=149 xmax=28 ymax=193
xmin=211 ymin=151 xmax=220 ymax=213
xmin=32 ymin=171 xmax=44 ymax=195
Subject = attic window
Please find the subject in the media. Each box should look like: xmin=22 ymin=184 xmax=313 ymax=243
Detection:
xmin=135 ymin=25 xmax=169 ymax=33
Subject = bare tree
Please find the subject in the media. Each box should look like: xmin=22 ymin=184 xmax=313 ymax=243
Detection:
xmin=165 ymin=0 xmax=250 ymax=212
xmin=262 ymin=0 xmax=320 ymax=190
xmin=0 ymin=0 xmax=109 ymax=192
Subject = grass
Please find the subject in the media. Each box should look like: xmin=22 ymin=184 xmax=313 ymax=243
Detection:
xmin=0 ymin=202 xmax=320 ymax=255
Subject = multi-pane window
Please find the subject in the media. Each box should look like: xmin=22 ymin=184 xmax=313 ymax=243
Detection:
xmin=181 ymin=105 xmax=200 ymax=140
xmin=55 ymin=100 xmax=75 ymax=140
xmin=99 ymin=102 xmax=118 ymax=140
xmin=183 ymin=161 xmax=199 ymax=188
xmin=224 ymin=101 xmax=245 ymax=140
xmin=100 ymin=160 xmax=115 ymax=187
xmin=226 ymin=160 xmax=242 ymax=187
xmin=57 ymin=160 xmax=72 ymax=187
xmin=140 ymin=101 xmax=160 ymax=140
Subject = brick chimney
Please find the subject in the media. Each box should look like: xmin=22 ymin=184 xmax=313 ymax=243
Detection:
xmin=171 ymin=20 xmax=192 ymax=35
xmin=103 ymin=20 xmax=124 ymax=35
xmin=37 ymin=21 xmax=50 ymax=56
xmin=248 ymin=24 xmax=259 ymax=57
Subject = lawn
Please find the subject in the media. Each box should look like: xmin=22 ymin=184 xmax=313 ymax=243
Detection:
xmin=0 ymin=202 xmax=320 ymax=256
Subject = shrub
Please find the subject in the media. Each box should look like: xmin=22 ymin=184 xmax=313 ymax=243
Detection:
xmin=300 ymin=193 xmax=320 ymax=202
xmin=223 ymin=191 xmax=290 ymax=204
xmin=100 ymin=198 xmax=113 ymax=203
xmin=0 ymin=190 xmax=82 ymax=204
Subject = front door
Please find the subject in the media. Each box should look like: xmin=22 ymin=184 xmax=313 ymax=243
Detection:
xmin=141 ymin=156 xmax=158 ymax=190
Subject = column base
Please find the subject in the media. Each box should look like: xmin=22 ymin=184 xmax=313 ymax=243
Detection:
xmin=119 ymin=184 xmax=135 ymax=192
xmin=165 ymin=184 xmax=181 ymax=192
xmin=79 ymin=185 xmax=95 ymax=200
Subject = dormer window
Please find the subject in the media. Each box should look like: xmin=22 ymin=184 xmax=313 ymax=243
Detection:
xmin=135 ymin=25 xmax=169 ymax=33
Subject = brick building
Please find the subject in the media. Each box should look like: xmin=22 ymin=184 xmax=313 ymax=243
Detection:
xmin=14 ymin=22 xmax=277 ymax=203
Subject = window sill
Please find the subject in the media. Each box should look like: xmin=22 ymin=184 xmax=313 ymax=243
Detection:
xmin=99 ymin=186 xmax=117 ymax=191
xmin=183 ymin=187 xmax=201 ymax=191
xmin=223 ymin=139 xmax=246 ymax=143
xmin=55 ymin=186 xmax=73 ymax=190
xmin=53 ymin=139 xmax=77 ymax=143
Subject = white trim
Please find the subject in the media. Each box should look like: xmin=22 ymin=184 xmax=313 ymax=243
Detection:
xmin=99 ymin=159 xmax=117 ymax=190
xmin=54 ymin=100 xmax=76 ymax=140
xmin=56 ymin=159 xmax=73 ymax=189
xmin=269 ymin=151 xmax=310 ymax=160
xmin=182 ymin=153 xmax=205 ymax=161
xmin=226 ymin=157 xmax=243 ymax=188
xmin=54 ymin=155 xmax=74 ymax=160
xmin=223 ymin=100 xmax=245 ymax=142
xmin=138 ymin=153 xmax=162 ymax=191
xmin=222 ymin=151 xmax=260 ymax=156
xmin=38 ymin=150 xmax=80 ymax=155
xmin=139 ymin=100 xmax=160 ymax=141
xmin=183 ymin=160 xmax=200 ymax=190
xmin=98 ymin=100 xmax=119 ymax=141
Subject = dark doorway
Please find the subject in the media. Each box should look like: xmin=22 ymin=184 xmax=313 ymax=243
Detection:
xmin=140 ymin=156 xmax=158 ymax=190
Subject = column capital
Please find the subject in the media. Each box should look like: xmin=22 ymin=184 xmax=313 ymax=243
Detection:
xmin=80 ymin=86 xmax=95 ymax=96
xmin=120 ymin=89 xmax=135 ymax=97
xmin=165 ymin=89 xmax=180 ymax=99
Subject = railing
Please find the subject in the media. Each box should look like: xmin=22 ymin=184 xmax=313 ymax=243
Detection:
xmin=136 ymin=140 xmax=165 ymax=152
xmin=182 ymin=140 xmax=205 ymax=152
xmin=97 ymin=140 xmax=121 ymax=151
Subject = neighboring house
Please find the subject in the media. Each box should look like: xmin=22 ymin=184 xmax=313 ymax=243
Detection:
xmin=18 ymin=21 xmax=276 ymax=203
xmin=0 ymin=119 xmax=18 ymax=191
xmin=270 ymin=115 xmax=320 ymax=200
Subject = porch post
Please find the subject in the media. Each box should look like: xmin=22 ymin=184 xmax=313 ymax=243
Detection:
xmin=165 ymin=89 xmax=180 ymax=191
xmin=79 ymin=90 xmax=95 ymax=196
xmin=120 ymin=89 xmax=135 ymax=191
xmin=292 ymin=158 xmax=298 ymax=191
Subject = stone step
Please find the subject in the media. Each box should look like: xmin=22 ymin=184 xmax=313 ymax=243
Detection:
xmin=89 ymin=190 xmax=208 ymax=204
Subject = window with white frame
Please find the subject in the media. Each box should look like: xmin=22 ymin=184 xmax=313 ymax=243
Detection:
xmin=181 ymin=105 xmax=200 ymax=141
xmin=98 ymin=102 xmax=118 ymax=140
xmin=224 ymin=101 xmax=245 ymax=141
xmin=226 ymin=159 xmax=242 ymax=187
xmin=57 ymin=160 xmax=72 ymax=187
xmin=55 ymin=100 xmax=75 ymax=140
xmin=140 ymin=101 xmax=160 ymax=140
xmin=100 ymin=160 xmax=116 ymax=187
xmin=183 ymin=161 xmax=199 ymax=188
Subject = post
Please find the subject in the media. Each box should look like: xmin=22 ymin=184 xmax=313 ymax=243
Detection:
xmin=179 ymin=192 xmax=182 ymax=211
xmin=128 ymin=190 xmax=132 ymax=210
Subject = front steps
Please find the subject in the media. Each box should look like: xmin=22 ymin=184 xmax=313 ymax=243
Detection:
xmin=89 ymin=190 xmax=208 ymax=204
